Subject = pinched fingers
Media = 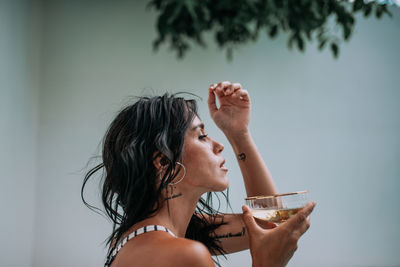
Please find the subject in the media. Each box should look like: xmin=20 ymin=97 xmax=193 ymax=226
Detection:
xmin=214 ymin=81 xmax=231 ymax=97
xmin=213 ymin=81 xmax=244 ymax=96
xmin=209 ymin=81 xmax=250 ymax=107
xmin=226 ymin=83 xmax=242 ymax=95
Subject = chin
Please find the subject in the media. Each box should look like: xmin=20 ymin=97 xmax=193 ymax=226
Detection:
xmin=212 ymin=177 xmax=229 ymax=192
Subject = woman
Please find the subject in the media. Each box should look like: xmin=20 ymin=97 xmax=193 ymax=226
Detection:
xmin=82 ymin=81 xmax=316 ymax=267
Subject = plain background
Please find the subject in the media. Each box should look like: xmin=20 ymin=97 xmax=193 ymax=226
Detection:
xmin=1 ymin=0 xmax=399 ymax=266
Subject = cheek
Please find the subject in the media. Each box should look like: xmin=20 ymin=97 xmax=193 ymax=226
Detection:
xmin=183 ymin=152 xmax=214 ymax=181
xmin=185 ymin=154 xmax=212 ymax=175
xmin=182 ymin=140 xmax=219 ymax=183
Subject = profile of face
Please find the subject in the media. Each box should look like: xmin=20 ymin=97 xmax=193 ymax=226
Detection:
xmin=179 ymin=116 xmax=229 ymax=193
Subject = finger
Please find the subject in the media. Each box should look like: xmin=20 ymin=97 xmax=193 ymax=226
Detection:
xmin=209 ymin=83 xmax=217 ymax=90
xmin=242 ymin=205 xmax=263 ymax=234
xmin=231 ymin=83 xmax=241 ymax=93
xmin=215 ymin=83 xmax=227 ymax=98
xmin=225 ymin=83 xmax=241 ymax=95
xmin=217 ymin=81 xmax=231 ymax=90
xmin=232 ymin=89 xmax=241 ymax=99
xmin=216 ymin=81 xmax=231 ymax=95
xmin=254 ymin=217 xmax=277 ymax=229
xmin=208 ymin=87 xmax=218 ymax=114
xmin=224 ymin=84 xmax=235 ymax=95
xmin=268 ymin=222 xmax=277 ymax=229
xmin=296 ymin=216 xmax=311 ymax=236
xmin=239 ymin=89 xmax=250 ymax=102
xmin=291 ymin=217 xmax=311 ymax=242
xmin=285 ymin=202 xmax=316 ymax=229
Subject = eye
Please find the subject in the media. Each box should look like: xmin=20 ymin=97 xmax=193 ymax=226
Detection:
xmin=198 ymin=134 xmax=208 ymax=140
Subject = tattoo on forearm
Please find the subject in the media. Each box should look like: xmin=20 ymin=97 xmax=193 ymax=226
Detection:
xmin=238 ymin=153 xmax=246 ymax=161
xmin=215 ymin=227 xmax=246 ymax=239
xmin=165 ymin=192 xmax=183 ymax=200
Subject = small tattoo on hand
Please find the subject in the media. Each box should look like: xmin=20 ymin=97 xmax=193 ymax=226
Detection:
xmin=238 ymin=153 xmax=246 ymax=161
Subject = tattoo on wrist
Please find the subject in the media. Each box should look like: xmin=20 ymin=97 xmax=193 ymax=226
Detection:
xmin=238 ymin=153 xmax=246 ymax=161
xmin=215 ymin=227 xmax=246 ymax=239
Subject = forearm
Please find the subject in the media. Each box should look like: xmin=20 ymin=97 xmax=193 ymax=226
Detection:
xmin=226 ymin=130 xmax=277 ymax=197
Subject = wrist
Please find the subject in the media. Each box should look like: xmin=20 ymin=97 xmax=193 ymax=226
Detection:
xmin=252 ymin=257 xmax=270 ymax=267
xmin=251 ymin=247 xmax=276 ymax=267
xmin=225 ymin=129 xmax=252 ymax=149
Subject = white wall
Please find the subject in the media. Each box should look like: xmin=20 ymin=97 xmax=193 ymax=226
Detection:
xmin=3 ymin=0 xmax=399 ymax=266
xmin=0 ymin=0 xmax=40 ymax=266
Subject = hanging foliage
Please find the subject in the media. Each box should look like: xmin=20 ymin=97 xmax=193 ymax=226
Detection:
xmin=148 ymin=0 xmax=393 ymax=59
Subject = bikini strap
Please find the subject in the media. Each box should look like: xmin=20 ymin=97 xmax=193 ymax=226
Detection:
xmin=104 ymin=225 xmax=177 ymax=267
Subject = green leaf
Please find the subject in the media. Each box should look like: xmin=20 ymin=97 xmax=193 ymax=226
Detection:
xmin=343 ymin=24 xmax=352 ymax=40
xmin=296 ymin=35 xmax=305 ymax=51
xmin=375 ymin=5 xmax=383 ymax=19
xmin=382 ymin=5 xmax=393 ymax=17
xmin=184 ymin=0 xmax=197 ymax=20
xmin=363 ymin=4 xmax=372 ymax=17
xmin=268 ymin=25 xmax=278 ymax=38
xmin=318 ymin=39 xmax=327 ymax=50
xmin=149 ymin=0 xmax=394 ymax=60
xmin=353 ymin=0 xmax=363 ymax=12
xmin=166 ymin=2 xmax=183 ymax=24
xmin=331 ymin=42 xmax=339 ymax=58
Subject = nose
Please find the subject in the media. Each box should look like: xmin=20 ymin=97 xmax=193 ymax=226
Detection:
xmin=213 ymin=139 xmax=224 ymax=154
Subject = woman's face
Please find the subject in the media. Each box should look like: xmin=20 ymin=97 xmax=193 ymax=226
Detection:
xmin=180 ymin=116 xmax=229 ymax=192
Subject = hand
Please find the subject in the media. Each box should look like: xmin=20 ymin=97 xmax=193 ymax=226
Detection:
xmin=242 ymin=202 xmax=316 ymax=267
xmin=208 ymin=81 xmax=251 ymax=136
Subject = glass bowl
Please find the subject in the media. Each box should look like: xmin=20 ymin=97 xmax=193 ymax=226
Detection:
xmin=245 ymin=191 xmax=309 ymax=225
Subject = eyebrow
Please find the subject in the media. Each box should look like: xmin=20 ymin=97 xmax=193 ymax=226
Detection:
xmin=191 ymin=123 xmax=205 ymax=131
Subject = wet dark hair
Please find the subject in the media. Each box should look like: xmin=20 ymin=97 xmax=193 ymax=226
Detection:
xmin=81 ymin=93 xmax=228 ymax=265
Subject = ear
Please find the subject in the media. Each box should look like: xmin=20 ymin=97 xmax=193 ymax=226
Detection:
xmin=153 ymin=151 xmax=169 ymax=171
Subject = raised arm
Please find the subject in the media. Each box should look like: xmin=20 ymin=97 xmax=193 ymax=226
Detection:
xmin=203 ymin=81 xmax=277 ymax=254
xmin=206 ymin=82 xmax=315 ymax=265
xmin=208 ymin=81 xmax=277 ymax=197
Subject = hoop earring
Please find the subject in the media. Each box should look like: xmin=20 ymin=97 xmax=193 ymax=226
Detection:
xmin=169 ymin=162 xmax=186 ymax=186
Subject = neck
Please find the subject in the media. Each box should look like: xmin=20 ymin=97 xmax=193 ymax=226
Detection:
xmin=133 ymin=185 xmax=204 ymax=238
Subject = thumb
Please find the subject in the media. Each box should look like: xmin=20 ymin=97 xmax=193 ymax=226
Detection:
xmin=208 ymin=86 xmax=218 ymax=115
xmin=242 ymin=205 xmax=262 ymax=234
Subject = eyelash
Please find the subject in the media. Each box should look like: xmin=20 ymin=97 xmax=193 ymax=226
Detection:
xmin=199 ymin=134 xmax=208 ymax=140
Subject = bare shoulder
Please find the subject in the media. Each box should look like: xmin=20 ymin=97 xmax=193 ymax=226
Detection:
xmin=115 ymin=234 xmax=214 ymax=267
xmin=166 ymin=238 xmax=215 ymax=267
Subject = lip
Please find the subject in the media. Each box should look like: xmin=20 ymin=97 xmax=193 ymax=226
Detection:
xmin=219 ymin=159 xmax=225 ymax=168
xmin=220 ymin=159 xmax=228 ymax=171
